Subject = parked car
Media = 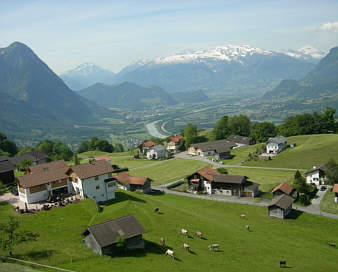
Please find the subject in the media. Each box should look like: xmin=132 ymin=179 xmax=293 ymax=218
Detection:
xmin=320 ymin=186 xmax=326 ymax=191
xmin=11 ymin=187 xmax=18 ymax=196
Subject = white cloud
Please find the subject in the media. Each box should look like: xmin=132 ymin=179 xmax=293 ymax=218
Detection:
xmin=319 ymin=22 xmax=338 ymax=33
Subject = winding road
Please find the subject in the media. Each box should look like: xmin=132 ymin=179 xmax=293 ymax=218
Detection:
xmin=145 ymin=120 xmax=169 ymax=139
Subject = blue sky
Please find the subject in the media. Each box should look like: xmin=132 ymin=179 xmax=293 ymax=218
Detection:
xmin=1 ymin=0 xmax=338 ymax=73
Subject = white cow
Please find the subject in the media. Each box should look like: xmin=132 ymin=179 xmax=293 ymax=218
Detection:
xmin=208 ymin=244 xmax=219 ymax=251
xmin=180 ymin=228 xmax=188 ymax=236
xmin=165 ymin=249 xmax=174 ymax=259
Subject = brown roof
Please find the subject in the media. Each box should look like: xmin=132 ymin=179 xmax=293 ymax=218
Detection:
xmin=28 ymin=160 xmax=68 ymax=174
xmin=143 ymin=141 xmax=156 ymax=147
xmin=10 ymin=150 xmax=47 ymax=166
xmin=70 ymin=160 xmax=114 ymax=180
xmin=94 ymin=155 xmax=111 ymax=162
xmin=272 ymin=182 xmax=293 ymax=195
xmin=213 ymin=174 xmax=246 ymax=184
xmin=305 ymin=164 xmax=327 ymax=175
xmin=268 ymin=194 xmax=294 ymax=210
xmin=113 ymin=172 xmax=148 ymax=185
xmin=82 ymin=214 xmax=146 ymax=248
xmin=17 ymin=168 xmax=69 ymax=188
xmin=333 ymin=184 xmax=338 ymax=193
xmin=170 ymin=135 xmax=183 ymax=143
xmin=226 ymin=135 xmax=252 ymax=145
xmin=197 ymin=167 xmax=219 ymax=181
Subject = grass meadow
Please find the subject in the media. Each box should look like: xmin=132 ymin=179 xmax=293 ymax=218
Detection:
xmin=0 ymin=191 xmax=337 ymax=272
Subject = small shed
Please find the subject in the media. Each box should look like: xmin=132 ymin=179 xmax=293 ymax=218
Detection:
xmin=271 ymin=182 xmax=294 ymax=197
xmin=82 ymin=214 xmax=146 ymax=256
xmin=114 ymin=172 xmax=152 ymax=193
xmin=333 ymin=184 xmax=338 ymax=203
xmin=268 ymin=194 xmax=294 ymax=219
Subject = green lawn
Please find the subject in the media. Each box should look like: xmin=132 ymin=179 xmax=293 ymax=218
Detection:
xmin=0 ymin=191 xmax=338 ymax=272
xmin=226 ymin=168 xmax=299 ymax=192
xmin=244 ymin=134 xmax=338 ymax=169
xmin=222 ymin=145 xmax=260 ymax=165
xmin=320 ymin=190 xmax=338 ymax=214
xmin=128 ymin=158 xmax=210 ymax=185
xmin=0 ymin=262 xmax=43 ymax=272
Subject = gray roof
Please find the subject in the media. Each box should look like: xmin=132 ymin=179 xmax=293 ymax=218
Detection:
xmin=82 ymin=214 xmax=146 ymax=248
xmin=151 ymin=145 xmax=165 ymax=152
xmin=191 ymin=140 xmax=236 ymax=153
xmin=267 ymin=136 xmax=287 ymax=145
xmin=0 ymin=158 xmax=15 ymax=174
xmin=227 ymin=135 xmax=252 ymax=145
xmin=305 ymin=164 xmax=327 ymax=175
xmin=10 ymin=150 xmax=47 ymax=166
xmin=212 ymin=174 xmax=246 ymax=184
xmin=268 ymin=194 xmax=294 ymax=210
xmin=244 ymin=181 xmax=260 ymax=191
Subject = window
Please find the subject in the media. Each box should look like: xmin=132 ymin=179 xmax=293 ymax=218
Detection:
xmin=95 ymin=176 xmax=99 ymax=181
xmin=96 ymin=186 xmax=100 ymax=190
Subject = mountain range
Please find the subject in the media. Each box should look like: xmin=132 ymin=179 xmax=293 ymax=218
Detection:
xmin=60 ymin=63 xmax=115 ymax=90
xmin=0 ymin=42 xmax=110 ymax=143
xmin=265 ymin=46 xmax=338 ymax=99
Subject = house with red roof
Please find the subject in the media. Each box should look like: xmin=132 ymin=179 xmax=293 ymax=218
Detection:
xmin=271 ymin=182 xmax=294 ymax=197
xmin=167 ymin=135 xmax=184 ymax=152
xmin=113 ymin=172 xmax=151 ymax=193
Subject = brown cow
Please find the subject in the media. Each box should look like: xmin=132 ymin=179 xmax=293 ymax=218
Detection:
xmin=194 ymin=231 xmax=203 ymax=238
xmin=328 ymin=242 xmax=336 ymax=248
xmin=245 ymin=225 xmax=250 ymax=232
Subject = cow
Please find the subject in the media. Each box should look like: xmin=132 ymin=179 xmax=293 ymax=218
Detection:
xmin=328 ymin=242 xmax=336 ymax=248
xmin=180 ymin=228 xmax=188 ymax=236
xmin=208 ymin=244 xmax=219 ymax=251
xmin=165 ymin=249 xmax=174 ymax=259
xmin=245 ymin=225 xmax=250 ymax=232
xmin=182 ymin=243 xmax=190 ymax=252
xmin=240 ymin=214 xmax=246 ymax=219
xmin=154 ymin=208 xmax=159 ymax=213
xmin=160 ymin=237 xmax=165 ymax=247
xmin=280 ymin=260 xmax=286 ymax=268
xmin=194 ymin=231 xmax=203 ymax=238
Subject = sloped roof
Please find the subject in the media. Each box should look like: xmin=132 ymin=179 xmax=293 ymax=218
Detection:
xmin=213 ymin=174 xmax=246 ymax=184
xmin=70 ymin=160 xmax=114 ymax=180
xmin=28 ymin=160 xmax=68 ymax=174
xmin=170 ymin=135 xmax=183 ymax=143
xmin=333 ymin=184 xmax=338 ymax=193
xmin=10 ymin=150 xmax=47 ymax=165
xmin=268 ymin=194 xmax=294 ymax=210
xmin=244 ymin=181 xmax=260 ymax=191
xmin=82 ymin=214 xmax=146 ymax=248
xmin=197 ymin=167 xmax=219 ymax=181
xmin=272 ymin=182 xmax=293 ymax=195
xmin=17 ymin=168 xmax=69 ymax=188
xmin=267 ymin=136 xmax=287 ymax=144
xmin=0 ymin=159 xmax=15 ymax=174
xmin=305 ymin=164 xmax=327 ymax=175
xmin=151 ymin=145 xmax=165 ymax=152
xmin=113 ymin=172 xmax=148 ymax=185
xmin=143 ymin=141 xmax=156 ymax=147
xmin=94 ymin=155 xmax=111 ymax=162
xmin=191 ymin=139 xmax=236 ymax=153
xmin=227 ymin=135 xmax=251 ymax=145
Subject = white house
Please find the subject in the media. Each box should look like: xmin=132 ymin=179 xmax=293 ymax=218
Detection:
xmin=146 ymin=145 xmax=166 ymax=160
xmin=266 ymin=136 xmax=287 ymax=154
xmin=188 ymin=140 xmax=236 ymax=159
xmin=305 ymin=165 xmax=327 ymax=186
xmin=167 ymin=135 xmax=183 ymax=152
xmin=17 ymin=160 xmax=116 ymax=204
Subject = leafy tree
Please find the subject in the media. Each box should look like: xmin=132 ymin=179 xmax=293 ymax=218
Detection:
xmin=114 ymin=143 xmax=124 ymax=153
xmin=73 ymin=153 xmax=79 ymax=165
xmin=184 ymin=123 xmax=198 ymax=149
xmin=293 ymin=170 xmax=316 ymax=205
xmin=325 ymin=159 xmax=338 ymax=185
xmin=228 ymin=115 xmax=251 ymax=136
xmin=17 ymin=159 xmax=32 ymax=171
xmin=250 ymin=122 xmax=277 ymax=142
xmin=77 ymin=136 xmax=115 ymax=153
xmin=77 ymin=141 xmax=89 ymax=153
xmin=212 ymin=115 xmax=230 ymax=140
xmin=0 ymin=133 xmax=18 ymax=156
xmin=36 ymin=140 xmax=73 ymax=161
xmin=217 ymin=168 xmax=228 ymax=174
xmin=0 ymin=216 xmax=39 ymax=256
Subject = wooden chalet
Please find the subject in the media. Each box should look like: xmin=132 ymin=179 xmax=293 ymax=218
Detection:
xmin=268 ymin=194 xmax=294 ymax=219
xmin=113 ymin=172 xmax=151 ymax=193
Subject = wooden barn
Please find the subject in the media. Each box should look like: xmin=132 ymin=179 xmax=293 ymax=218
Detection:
xmin=113 ymin=172 xmax=152 ymax=193
xmin=82 ymin=214 xmax=146 ymax=256
xmin=271 ymin=182 xmax=294 ymax=197
xmin=268 ymin=194 xmax=294 ymax=219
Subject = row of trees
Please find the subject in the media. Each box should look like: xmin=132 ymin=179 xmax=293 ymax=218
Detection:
xmin=0 ymin=132 xmax=18 ymax=156
xmin=77 ymin=136 xmax=124 ymax=153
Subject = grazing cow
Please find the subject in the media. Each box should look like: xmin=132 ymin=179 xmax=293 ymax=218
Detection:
xmin=180 ymin=229 xmax=188 ymax=236
xmin=328 ymin=242 xmax=336 ymax=248
xmin=160 ymin=237 xmax=165 ymax=247
xmin=154 ymin=208 xmax=159 ymax=213
xmin=182 ymin=243 xmax=190 ymax=252
xmin=194 ymin=231 xmax=203 ymax=238
xmin=280 ymin=260 xmax=286 ymax=268
xmin=245 ymin=225 xmax=250 ymax=232
xmin=165 ymin=249 xmax=174 ymax=259
xmin=240 ymin=214 xmax=246 ymax=219
xmin=208 ymin=244 xmax=219 ymax=251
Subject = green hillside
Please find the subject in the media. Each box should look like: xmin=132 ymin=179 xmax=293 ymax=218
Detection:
xmin=243 ymin=134 xmax=338 ymax=169
xmin=0 ymin=192 xmax=337 ymax=272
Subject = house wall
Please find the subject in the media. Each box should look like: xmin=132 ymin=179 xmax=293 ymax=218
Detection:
xmin=147 ymin=148 xmax=165 ymax=160
xmin=216 ymin=151 xmax=231 ymax=160
xmin=266 ymin=142 xmax=286 ymax=154
xmin=335 ymin=193 xmax=338 ymax=203
xmin=81 ymin=173 xmax=115 ymax=202
xmin=25 ymin=187 xmax=49 ymax=204
xmin=188 ymin=147 xmax=198 ymax=155
xmin=268 ymin=206 xmax=284 ymax=219
xmin=203 ymin=180 xmax=212 ymax=194
xmin=84 ymin=233 xmax=102 ymax=255
xmin=243 ymin=187 xmax=259 ymax=197
xmin=306 ymin=171 xmax=326 ymax=186
xmin=201 ymin=150 xmax=215 ymax=157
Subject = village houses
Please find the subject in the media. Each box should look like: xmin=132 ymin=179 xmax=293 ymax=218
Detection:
xmin=305 ymin=165 xmax=327 ymax=186
xmin=167 ymin=134 xmax=183 ymax=152
xmin=146 ymin=145 xmax=166 ymax=160
xmin=188 ymin=139 xmax=236 ymax=160
xmin=266 ymin=136 xmax=287 ymax=155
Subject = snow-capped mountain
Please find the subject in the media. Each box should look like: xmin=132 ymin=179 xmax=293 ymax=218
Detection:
xmin=113 ymin=45 xmax=324 ymax=94
xmin=60 ymin=63 xmax=115 ymax=90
